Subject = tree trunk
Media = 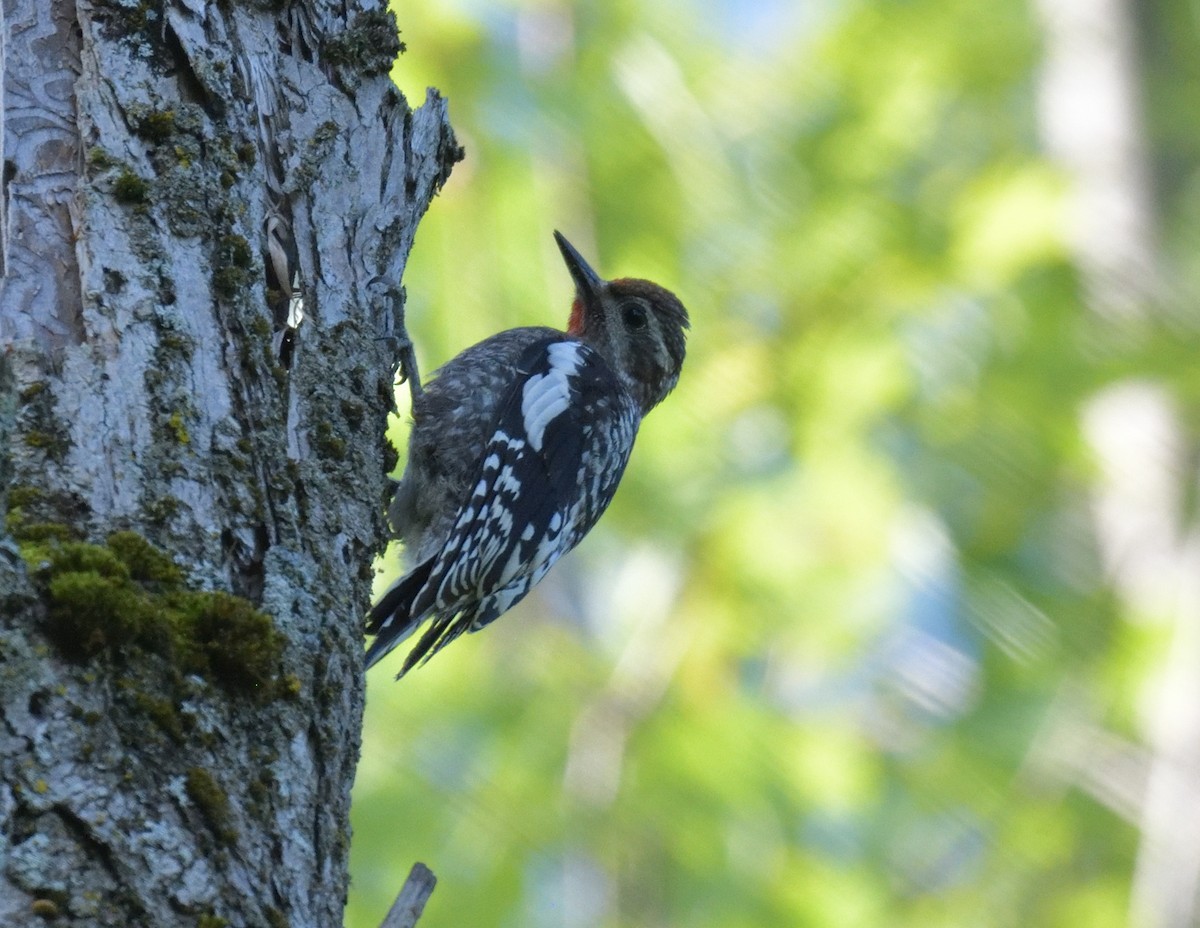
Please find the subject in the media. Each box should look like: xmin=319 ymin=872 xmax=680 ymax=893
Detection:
xmin=0 ymin=1 xmax=458 ymax=925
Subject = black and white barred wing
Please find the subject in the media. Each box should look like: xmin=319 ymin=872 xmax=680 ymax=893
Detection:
xmin=412 ymin=337 xmax=639 ymax=628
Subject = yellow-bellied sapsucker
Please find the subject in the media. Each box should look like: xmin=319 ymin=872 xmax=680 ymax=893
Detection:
xmin=365 ymin=231 xmax=689 ymax=677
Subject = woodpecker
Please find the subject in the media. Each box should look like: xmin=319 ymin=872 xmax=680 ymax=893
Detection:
xmin=365 ymin=231 xmax=689 ymax=677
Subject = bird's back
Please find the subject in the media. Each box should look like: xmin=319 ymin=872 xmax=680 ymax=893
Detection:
xmin=390 ymin=325 xmax=561 ymax=564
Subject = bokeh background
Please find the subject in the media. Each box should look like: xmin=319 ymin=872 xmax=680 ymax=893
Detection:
xmin=348 ymin=1 xmax=1200 ymax=926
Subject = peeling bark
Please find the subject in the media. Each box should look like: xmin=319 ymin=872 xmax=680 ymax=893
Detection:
xmin=0 ymin=0 xmax=459 ymax=924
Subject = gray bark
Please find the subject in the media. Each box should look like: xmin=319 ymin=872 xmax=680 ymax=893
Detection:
xmin=0 ymin=0 xmax=458 ymax=925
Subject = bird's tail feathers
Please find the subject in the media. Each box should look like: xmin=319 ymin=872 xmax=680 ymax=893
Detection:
xmin=395 ymin=613 xmax=471 ymax=679
xmin=364 ymin=559 xmax=435 ymax=670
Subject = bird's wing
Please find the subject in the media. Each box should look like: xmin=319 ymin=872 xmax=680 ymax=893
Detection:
xmin=408 ymin=336 xmax=639 ymax=628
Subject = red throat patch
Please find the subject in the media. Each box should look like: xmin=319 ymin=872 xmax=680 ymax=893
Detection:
xmin=566 ymin=297 xmax=585 ymax=335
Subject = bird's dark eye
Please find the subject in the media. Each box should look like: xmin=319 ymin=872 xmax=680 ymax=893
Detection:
xmin=621 ymin=302 xmax=648 ymax=331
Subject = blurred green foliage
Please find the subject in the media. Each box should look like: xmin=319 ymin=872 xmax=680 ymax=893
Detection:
xmin=348 ymin=1 xmax=1200 ymax=925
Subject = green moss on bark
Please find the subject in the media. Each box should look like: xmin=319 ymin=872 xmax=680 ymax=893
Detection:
xmin=325 ymin=9 xmax=406 ymax=75
xmin=113 ymin=169 xmax=149 ymax=204
xmin=186 ymin=768 xmax=237 ymax=846
xmin=20 ymin=533 xmax=286 ymax=698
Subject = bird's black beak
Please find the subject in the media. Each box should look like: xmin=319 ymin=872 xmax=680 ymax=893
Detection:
xmin=554 ymin=231 xmax=604 ymax=302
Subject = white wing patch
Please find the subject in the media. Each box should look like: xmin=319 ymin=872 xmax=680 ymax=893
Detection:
xmin=520 ymin=341 xmax=582 ymax=452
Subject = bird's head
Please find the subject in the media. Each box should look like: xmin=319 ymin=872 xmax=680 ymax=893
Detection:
xmin=555 ymin=231 xmax=689 ymax=415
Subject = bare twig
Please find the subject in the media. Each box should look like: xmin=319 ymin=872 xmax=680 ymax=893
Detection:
xmin=379 ymin=862 xmax=437 ymax=928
